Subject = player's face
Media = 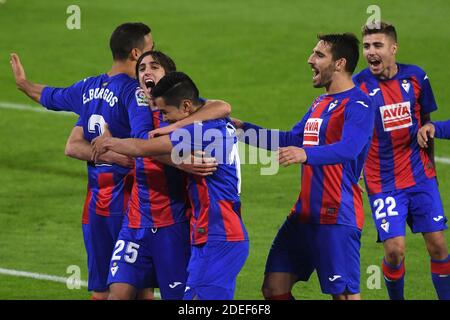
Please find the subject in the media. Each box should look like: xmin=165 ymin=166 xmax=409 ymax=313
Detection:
xmin=307 ymin=40 xmax=336 ymax=88
xmin=154 ymin=97 xmax=190 ymax=123
xmin=138 ymin=55 xmax=166 ymax=99
xmin=363 ymin=33 xmax=397 ymax=78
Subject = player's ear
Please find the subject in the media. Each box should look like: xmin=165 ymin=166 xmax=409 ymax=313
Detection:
xmin=391 ymin=42 xmax=398 ymax=55
xmin=335 ymin=58 xmax=346 ymax=72
xmin=130 ymin=48 xmax=140 ymax=61
xmin=180 ymin=99 xmax=192 ymax=113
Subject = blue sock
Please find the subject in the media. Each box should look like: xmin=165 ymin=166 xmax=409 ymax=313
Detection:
xmin=431 ymin=255 xmax=450 ymax=300
xmin=382 ymin=258 xmax=405 ymax=300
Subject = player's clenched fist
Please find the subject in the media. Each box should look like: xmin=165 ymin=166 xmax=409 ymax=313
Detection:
xmin=417 ymin=122 xmax=435 ymax=148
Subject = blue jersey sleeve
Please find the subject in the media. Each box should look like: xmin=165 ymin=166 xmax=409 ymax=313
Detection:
xmin=241 ymin=109 xmax=310 ymax=150
xmin=433 ymin=120 xmax=450 ymax=139
xmin=352 ymin=73 xmax=362 ymax=87
xmin=123 ymin=85 xmax=154 ymax=139
xmin=75 ymin=116 xmax=82 ymax=127
xmin=304 ymin=99 xmax=375 ymax=165
xmin=39 ymin=79 xmax=85 ymax=114
xmin=417 ymin=69 xmax=438 ymax=115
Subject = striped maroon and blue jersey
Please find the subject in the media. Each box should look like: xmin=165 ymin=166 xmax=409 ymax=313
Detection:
xmin=353 ymin=64 xmax=437 ymax=195
xmin=243 ymin=87 xmax=373 ymax=229
xmin=126 ymin=109 xmax=189 ymax=228
xmin=40 ymin=74 xmax=150 ymax=222
xmin=290 ymin=87 xmax=374 ymax=229
xmin=170 ymin=118 xmax=248 ymax=245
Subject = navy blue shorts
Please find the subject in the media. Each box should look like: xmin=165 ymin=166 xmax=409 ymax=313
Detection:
xmin=265 ymin=218 xmax=361 ymax=295
xmin=183 ymin=241 xmax=249 ymax=300
xmin=368 ymin=177 xmax=447 ymax=241
xmin=107 ymin=221 xmax=190 ymax=300
xmin=82 ymin=213 xmax=123 ymax=292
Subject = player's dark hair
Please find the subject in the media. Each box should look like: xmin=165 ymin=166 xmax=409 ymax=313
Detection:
xmin=135 ymin=50 xmax=177 ymax=79
xmin=151 ymin=72 xmax=201 ymax=107
xmin=362 ymin=21 xmax=397 ymax=43
xmin=110 ymin=22 xmax=151 ymax=61
xmin=317 ymin=33 xmax=360 ymax=74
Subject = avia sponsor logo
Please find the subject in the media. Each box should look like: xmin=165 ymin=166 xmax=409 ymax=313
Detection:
xmin=380 ymin=101 xmax=412 ymax=132
xmin=303 ymin=118 xmax=323 ymax=146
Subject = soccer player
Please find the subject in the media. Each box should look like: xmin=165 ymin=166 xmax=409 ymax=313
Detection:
xmin=10 ymin=22 xmax=155 ymax=300
xmin=232 ymin=33 xmax=374 ymax=300
xmin=107 ymin=50 xmax=235 ymax=300
xmin=353 ymin=22 xmax=449 ymax=300
xmin=92 ymin=72 xmax=249 ymax=300
xmin=418 ymin=120 xmax=450 ymax=146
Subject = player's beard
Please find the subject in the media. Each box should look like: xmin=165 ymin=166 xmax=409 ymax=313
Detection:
xmin=313 ymin=63 xmax=334 ymax=88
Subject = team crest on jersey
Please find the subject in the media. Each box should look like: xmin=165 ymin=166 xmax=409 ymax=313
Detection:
xmin=380 ymin=221 xmax=390 ymax=233
xmin=303 ymin=118 xmax=323 ymax=146
xmin=380 ymin=101 xmax=412 ymax=132
xmin=135 ymin=88 xmax=149 ymax=107
xmin=401 ymin=80 xmax=410 ymax=93
xmin=110 ymin=262 xmax=118 ymax=276
xmin=327 ymin=100 xmax=339 ymax=112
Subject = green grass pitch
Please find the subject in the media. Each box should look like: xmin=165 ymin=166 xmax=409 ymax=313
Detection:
xmin=0 ymin=0 xmax=449 ymax=299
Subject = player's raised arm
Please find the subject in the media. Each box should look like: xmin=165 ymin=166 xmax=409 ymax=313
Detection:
xmin=149 ymin=99 xmax=231 ymax=137
xmin=10 ymin=53 xmax=46 ymax=103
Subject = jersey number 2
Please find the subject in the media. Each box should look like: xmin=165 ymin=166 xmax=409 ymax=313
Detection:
xmin=88 ymin=114 xmax=106 ymax=136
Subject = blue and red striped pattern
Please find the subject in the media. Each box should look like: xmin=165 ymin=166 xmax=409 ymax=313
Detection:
xmin=125 ymin=109 xmax=189 ymax=228
xmin=290 ymin=88 xmax=370 ymax=230
xmin=83 ymin=164 xmax=134 ymax=222
xmin=171 ymin=118 xmax=248 ymax=245
xmin=353 ymin=64 xmax=437 ymax=194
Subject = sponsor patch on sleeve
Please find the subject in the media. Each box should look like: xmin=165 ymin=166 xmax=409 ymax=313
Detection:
xmin=135 ymin=88 xmax=149 ymax=107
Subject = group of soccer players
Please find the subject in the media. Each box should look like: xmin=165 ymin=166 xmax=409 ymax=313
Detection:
xmin=10 ymin=20 xmax=450 ymax=300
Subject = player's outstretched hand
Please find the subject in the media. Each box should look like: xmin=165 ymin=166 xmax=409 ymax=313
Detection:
xmin=417 ymin=122 xmax=435 ymax=148
xmin=10 ymin=53 xmax=27 ymax=87
xmin=177 ymin=151 xmax=218 ymax=176
xmin=149 ymin=123 xmax=179 ymax=138
xmin=278 ymin=146 xmax=307 ymax=167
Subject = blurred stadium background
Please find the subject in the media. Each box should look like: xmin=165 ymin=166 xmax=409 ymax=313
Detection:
xmin=0 ymin=0 xmax=449 ymax=299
